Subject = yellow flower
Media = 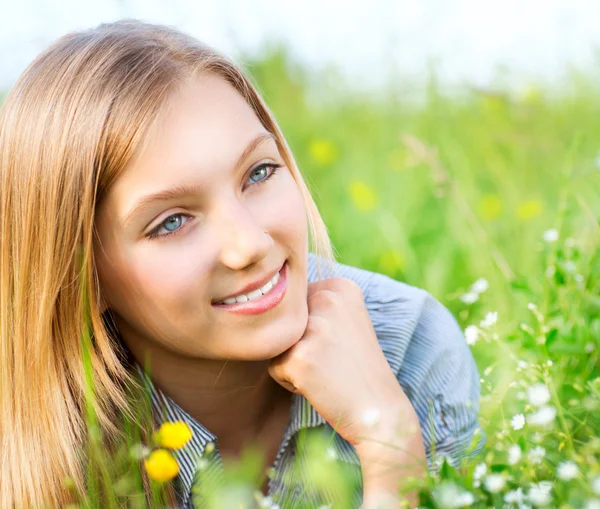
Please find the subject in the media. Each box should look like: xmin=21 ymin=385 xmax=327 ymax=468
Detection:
xmin=348 ymin=179 xmax=378 ymax=212
xmin=378 ymin=249 xmax=405 ymax=274
xmin=309 ymin=139 xmax=338 ymax=166
xmin=478 ymin=194 xmax=503 ymax=220
xmin=154 ymin=421 xmax=193 ymax=450
xmin=516 ymin=199 xmax=543 ymax=220
xmin=144 ymin=449 xmax=179 ymax=482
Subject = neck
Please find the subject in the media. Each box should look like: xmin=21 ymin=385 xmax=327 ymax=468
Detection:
xmin=124 ymin=336 xmax=291 ymax=454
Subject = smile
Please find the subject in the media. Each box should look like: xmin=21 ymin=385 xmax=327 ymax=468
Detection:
xmin=211 ymin=261 xmax=288 ymax=315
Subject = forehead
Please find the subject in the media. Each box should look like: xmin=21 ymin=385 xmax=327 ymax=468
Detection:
xmin=102 ymin=74 xmax=267 ymax=214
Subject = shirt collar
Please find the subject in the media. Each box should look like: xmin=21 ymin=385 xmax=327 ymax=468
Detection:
xmin=133 ymin=362 xmax=327 ymax=507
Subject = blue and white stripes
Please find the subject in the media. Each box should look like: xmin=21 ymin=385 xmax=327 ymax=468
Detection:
xmin=134 ymin=251 xmax=486 ymax=508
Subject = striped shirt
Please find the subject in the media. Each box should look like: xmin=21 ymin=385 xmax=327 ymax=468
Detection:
xmin=134 ymin=251 xmax=486 ymax=508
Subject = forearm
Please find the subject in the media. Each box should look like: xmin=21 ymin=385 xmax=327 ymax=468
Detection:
xmin=356 ymin=406 xmax=427 ymax=509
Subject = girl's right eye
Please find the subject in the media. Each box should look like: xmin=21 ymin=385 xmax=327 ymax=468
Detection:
xmin=146 ymin=213 xmax=192 ymax=240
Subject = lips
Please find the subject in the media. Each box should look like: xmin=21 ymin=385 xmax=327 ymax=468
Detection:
xmin=211 ymin=262 xmax=285 ymax=304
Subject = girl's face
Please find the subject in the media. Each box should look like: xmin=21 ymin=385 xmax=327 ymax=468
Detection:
xmin=93 ymin=74 xmax=309 ymax=361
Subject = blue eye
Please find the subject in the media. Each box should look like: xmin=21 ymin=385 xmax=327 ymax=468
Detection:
xmin=146 ymin=163 xmax=283 ymax=240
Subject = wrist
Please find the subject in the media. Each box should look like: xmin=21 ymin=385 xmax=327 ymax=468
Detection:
xmin=355 ymin=408 xmax=426 ymax=507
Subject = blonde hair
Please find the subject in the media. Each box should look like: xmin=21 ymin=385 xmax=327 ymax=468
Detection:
xmin=0 ymin=19 xmax=336 ymax=507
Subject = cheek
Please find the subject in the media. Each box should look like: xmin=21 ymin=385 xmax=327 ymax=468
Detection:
xmin=265 ymin=172 xmax=307 ymax=239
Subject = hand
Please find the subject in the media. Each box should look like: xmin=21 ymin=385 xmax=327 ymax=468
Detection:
xmin=267 ymin=277 xmax=414 ymax=450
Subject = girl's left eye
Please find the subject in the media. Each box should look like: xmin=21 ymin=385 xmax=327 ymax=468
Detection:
xmin=146 ymin=162 xmax=283 ymax=240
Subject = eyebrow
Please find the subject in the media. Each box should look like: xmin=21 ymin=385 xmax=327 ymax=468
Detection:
xmin=120 ymin=132 xmax=277 ymax=229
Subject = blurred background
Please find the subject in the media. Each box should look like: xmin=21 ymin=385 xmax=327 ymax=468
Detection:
xmin=2 ymin=0 xmax=599 ymax=477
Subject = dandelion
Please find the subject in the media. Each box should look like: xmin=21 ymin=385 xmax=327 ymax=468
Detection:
xmin=527 ymin=383 xmax=551 ymax=407
xmin=349 ymin=179 xmax=378 ymax=212
xmin=465 ymin=325 xmax=480 ymax=345
xmin=528 ymin=481 xmax=553 ymax=506
xmin=511 ymin=414 xmax=525 ymax=430
xmin=542 ymin=229 xmax=559 ymax=243
xmin=154 ymin=421 xmax=193 ymax=450
xmin=528 ymin=446 xmax=546 ymax=464
xmin=527 ymin=405 xmax=557 ymax=427
xmin=504 ymin=487 xmax=525 ymax=505
xmin=471 ymin=278 xmax=489 ymax=294
xmin=507 ymin=444 xmax=522 ymax=465
xmin=144 ymin=449 xmax=179 ymax=482
xmin=309 ymin=139 xmax=338 ymax=166
xmin=483 ymin=474 xmax=506 ymax=493
xmin=460 ymin=292 xmax=479 ymax=305
xmin=480 ymin=311 xmax=498 ymax=329
xmin=556 ymin=460 xmax=579 ymax=481
xmin=517 ymin=199 xmax=543 ymax=220
xmin=592 ymin=475 xmax=600 ymax=495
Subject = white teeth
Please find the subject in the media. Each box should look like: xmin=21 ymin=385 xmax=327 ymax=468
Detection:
xmin=217 ymin=269 xmax=281 ymax=305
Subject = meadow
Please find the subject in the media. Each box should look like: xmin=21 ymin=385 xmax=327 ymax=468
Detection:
xmin=5 ymin=45 xmax=600 ymax=508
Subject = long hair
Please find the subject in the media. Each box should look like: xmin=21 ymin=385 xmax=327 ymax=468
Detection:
xmin=0 ymin=19 xmax=335 ymax=507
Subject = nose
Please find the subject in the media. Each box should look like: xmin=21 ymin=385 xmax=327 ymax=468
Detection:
xmin=213 ymin=200 xmax=272 ymax=270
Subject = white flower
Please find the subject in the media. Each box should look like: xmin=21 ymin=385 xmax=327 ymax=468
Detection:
xmin=585 ymin=500 xmax=600 ymax=509
xmin=511 ymin=414 xmax=525 ymax=430
xmin=471 ymin=278 xmax=489 ymax=294
xmin=361 ymin=407 xmax=381 ymax=428
xmin=593 ymin=475 xmax=600 ymax=495
xmin=325 ymin=446 xmax=337 ymax=461
xmin=527 ymin=405 xmax=557 ymax=427
xmin=433 ymin=453 xmax=456 ymax=469
xmin=527 ymin=383 xmax=551 ymax=407
xmin=542 ymin=229 xmax=559 ymax=243
xmin=473 ymin=462 xmax=487 ymax=479
xmin=483 ymin=474 xmax=506 ymax=493
xmin=465 ymin=325 xmax=480 ymax=345
xmin=461 ymin=292 xmax=479 ymax=305
xmin=507 ymin=444 xmax=522 ymax=465
xmin=258 ymin=495 xmax=276 ymax=508
xmin=556 ymin=460 xmax=579 ymax=481
xmin=432 ymin=481 xmax=475 ymax=508
xmin=196 ymin=458 xmax=209 ymax=470
xmin=455 ymin=491 xmax=475 ymax=506
xmin=564 ymin=260 xmax=576 ymax=272
xmin=528 ymin=446 xmax=546 ymax=464
xmin=528 ymin=481 xmax=553 ymax=506
xmin=480 ymin=311 xmax=498 ymax=328
xmin=504 ymin=487 xmax=525 ymax=505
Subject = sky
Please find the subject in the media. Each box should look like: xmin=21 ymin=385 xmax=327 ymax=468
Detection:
xmin=1 ymin=0 xmax=599 ymax=92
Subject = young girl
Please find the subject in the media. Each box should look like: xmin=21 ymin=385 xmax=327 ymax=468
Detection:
xmin=0 ymin=19 xmax=485 ymax=509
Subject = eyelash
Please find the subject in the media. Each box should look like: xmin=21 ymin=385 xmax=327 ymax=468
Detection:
xmin=146 ymin=163 xmax=283 ymax=240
